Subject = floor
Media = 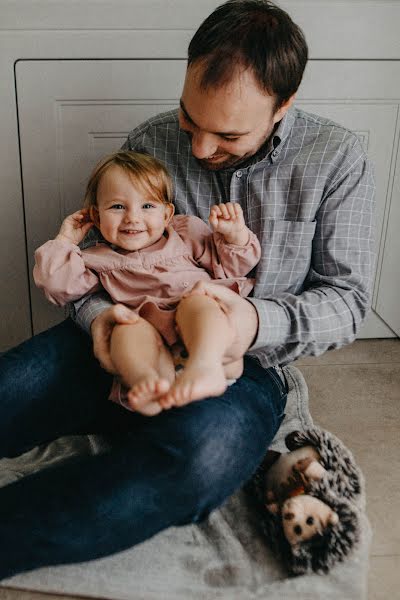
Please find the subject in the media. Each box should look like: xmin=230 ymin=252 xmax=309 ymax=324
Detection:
xmin=0 ymin=338 xmax=399 ymax=600
xmin=297 ymin=339 xmax=400 ymax=600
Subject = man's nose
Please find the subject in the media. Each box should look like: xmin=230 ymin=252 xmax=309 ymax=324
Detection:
xmin=190 ymin=131 xmax=219 ymax=159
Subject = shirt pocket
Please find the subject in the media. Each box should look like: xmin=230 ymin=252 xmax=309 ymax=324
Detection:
xmin=253 ymin=219 xmax=316 ymax=296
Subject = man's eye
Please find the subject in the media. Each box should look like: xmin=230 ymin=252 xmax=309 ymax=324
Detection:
xmin=180 ymin=111 xmax=192 ymax=124
xmin=180 ymin=112 xmax=196 ymax=132
xmin=221 ymin=136 xmax=240 ymax=142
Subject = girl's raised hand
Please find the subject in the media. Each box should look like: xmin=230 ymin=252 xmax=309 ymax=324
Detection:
xmin=209 ymin=202 xmax=249 ymax=245
xmin=55 ymin=209 xmax=94 ymax=246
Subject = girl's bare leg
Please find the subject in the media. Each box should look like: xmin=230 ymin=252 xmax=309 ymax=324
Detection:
xmin=160 ymin=294 xmax=241 ymax=407
xmin=110 ymin=318 xmax=175 ymax=415
xmin=224 ymin=359 xmax=244 ymax=380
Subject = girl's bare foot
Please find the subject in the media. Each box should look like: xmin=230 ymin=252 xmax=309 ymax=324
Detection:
xmin=126 ymin=375 xmax=171 ymax=416
xmin=160 ymin=362 xmax=227 ymax=407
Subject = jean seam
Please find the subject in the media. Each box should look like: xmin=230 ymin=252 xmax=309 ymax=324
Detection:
xmin=268 ymin=366 xmax=287 ymax=400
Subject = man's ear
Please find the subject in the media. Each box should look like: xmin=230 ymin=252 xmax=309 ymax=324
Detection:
xmin=89 ymin=205 xmax=100 ymax=227
xmin=164 ymin=202 xmax=175 ymax=225
xmin=273 ymin=94 xmax=296 ymax=124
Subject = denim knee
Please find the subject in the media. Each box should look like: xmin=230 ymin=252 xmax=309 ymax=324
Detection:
xmin=173 ymin=410 xmax=263 ymax=524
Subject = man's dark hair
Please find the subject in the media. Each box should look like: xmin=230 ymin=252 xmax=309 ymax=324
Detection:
xmin=188 ymin=0 xmax=308 ymax=110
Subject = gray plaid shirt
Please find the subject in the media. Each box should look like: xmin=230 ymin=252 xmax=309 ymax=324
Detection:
xmin=74 ymin=106 xmax=375 ymax=367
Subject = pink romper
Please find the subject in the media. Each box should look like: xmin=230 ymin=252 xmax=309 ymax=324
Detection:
xmin=34 ymin=215 xmax=261 ymax=345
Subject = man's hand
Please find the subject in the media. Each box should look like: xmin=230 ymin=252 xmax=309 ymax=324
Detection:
xmin=91 ymin=304 xmax=139 ymax=374
xmin=184 ymin=281 xmax=259 ymax=363
xmin=209 ymin=202 xmax=250 ymax=246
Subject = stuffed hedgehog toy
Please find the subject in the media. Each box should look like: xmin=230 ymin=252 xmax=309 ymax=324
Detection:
xmin=247 ymin=426 xmax=365 ymax=575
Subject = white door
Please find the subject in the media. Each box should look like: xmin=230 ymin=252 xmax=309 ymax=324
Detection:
xmin=375 ymin=177 xmax=400 ymax=336
xmin=16 ymin=59 xmax=400 ymax=337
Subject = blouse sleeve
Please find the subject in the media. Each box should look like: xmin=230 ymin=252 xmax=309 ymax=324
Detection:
xmin=33 ymin=239 xmax=101 ymax=306
xmin=173 ymin=214 xmax=261 ymax=279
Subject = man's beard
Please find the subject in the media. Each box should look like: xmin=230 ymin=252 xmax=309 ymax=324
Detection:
xmin=194 ymin=131 xmax=274 ymax=172
xmin=186 ymin=122 xmax=276 ymax=171
xmin=196 ymin=154 xmax=245 ymax=171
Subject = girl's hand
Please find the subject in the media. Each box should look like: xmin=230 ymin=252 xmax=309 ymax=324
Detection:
xmin=209 ymin=202 xmax=249 ymax=245
xmin=55 ymin=209 xmax=94 ymax=245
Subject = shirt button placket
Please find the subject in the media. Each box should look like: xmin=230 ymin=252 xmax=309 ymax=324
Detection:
xmin=231 ymin=169 xmax=248 ymax=221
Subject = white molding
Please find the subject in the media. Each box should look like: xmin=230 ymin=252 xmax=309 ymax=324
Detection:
xmin=358 ymin=310 xmax=396 ymax=339
xmin=0 ymin=1 xmax=399 ymax=58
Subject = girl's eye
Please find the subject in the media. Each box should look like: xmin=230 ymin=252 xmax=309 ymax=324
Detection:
xmin=110 ymin=204 xmax=124 ymax=210
xmin=142 ymin=203 xmax=155 ymax=209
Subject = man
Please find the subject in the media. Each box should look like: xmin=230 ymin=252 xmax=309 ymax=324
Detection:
xmin=0 ymin=0 xmax=374 ymax=579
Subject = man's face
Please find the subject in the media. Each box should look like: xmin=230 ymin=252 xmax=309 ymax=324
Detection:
xmin=179 ymin=63 xmax=294 ymax=171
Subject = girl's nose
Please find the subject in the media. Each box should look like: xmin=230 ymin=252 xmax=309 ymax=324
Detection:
xmin=124 ymin=208 xmax=140 ymax=223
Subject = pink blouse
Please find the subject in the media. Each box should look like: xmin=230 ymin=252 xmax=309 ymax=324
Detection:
xmin=34 ymin=215 xmax=261 ymax=345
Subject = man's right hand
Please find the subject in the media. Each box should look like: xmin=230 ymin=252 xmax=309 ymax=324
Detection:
xmin=91 ymin=304 xmax=139 ymax=374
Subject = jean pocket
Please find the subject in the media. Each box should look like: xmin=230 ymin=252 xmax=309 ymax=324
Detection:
xmin=268 ymin=367 xmax=288 ymax=424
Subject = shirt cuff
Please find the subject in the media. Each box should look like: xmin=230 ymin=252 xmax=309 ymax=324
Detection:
xmin=247 ymin=297 xmax=291 ymax=350
xmin=73 ymin=293 xmax=114 ymax=335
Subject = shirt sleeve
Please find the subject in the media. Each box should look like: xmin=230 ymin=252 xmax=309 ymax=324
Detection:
xmin=33 ymin=239 xmax=101 ymax=306
xmin=71 ymin=291 xmax=114 ymax=335
xmin=174 ymin=215 xmax=261 ymax=278
xmin=248 ymin=142 xmax=376 ymax=355
xmin=69 ymin=232 xmax=114 ymax=332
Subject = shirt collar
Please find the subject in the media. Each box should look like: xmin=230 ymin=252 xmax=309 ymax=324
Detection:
xmin=265 ymin=105 xmax=296 ymax=161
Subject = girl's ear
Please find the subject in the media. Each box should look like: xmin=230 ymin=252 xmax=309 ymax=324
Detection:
xmin=89 ymin=205 xmax=100 ymax=227
xmin=164 ymin=202 xmax=175 ymax=225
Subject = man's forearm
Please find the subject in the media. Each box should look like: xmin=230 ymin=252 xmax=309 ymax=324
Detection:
xmin=248 ymin=281 xmax=372 ymax=357
xmin=71 ymin=292 xmax=114 ymax=335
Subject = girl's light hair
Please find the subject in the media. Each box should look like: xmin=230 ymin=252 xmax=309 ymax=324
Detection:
xmin=84 ymin=150 xmax=174 ymax=208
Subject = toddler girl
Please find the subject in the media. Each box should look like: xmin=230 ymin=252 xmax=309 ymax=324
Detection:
xmin=34 ymin=151 xmax=261 ymax=415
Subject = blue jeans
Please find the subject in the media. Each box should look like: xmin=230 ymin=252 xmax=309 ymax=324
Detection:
xmin=0 ymin=319 xmax=287 ymax=579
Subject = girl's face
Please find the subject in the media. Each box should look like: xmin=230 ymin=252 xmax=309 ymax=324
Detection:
xmin=93 ymin=165 xmax=174 ymax=251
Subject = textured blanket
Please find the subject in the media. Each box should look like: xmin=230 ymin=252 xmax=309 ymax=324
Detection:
xmin=0 ymin=366 xmax=371 ymax=599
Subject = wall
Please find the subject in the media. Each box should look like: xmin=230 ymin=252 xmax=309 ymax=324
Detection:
xmin=1 ymin=1 xmax=399 ymax=349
